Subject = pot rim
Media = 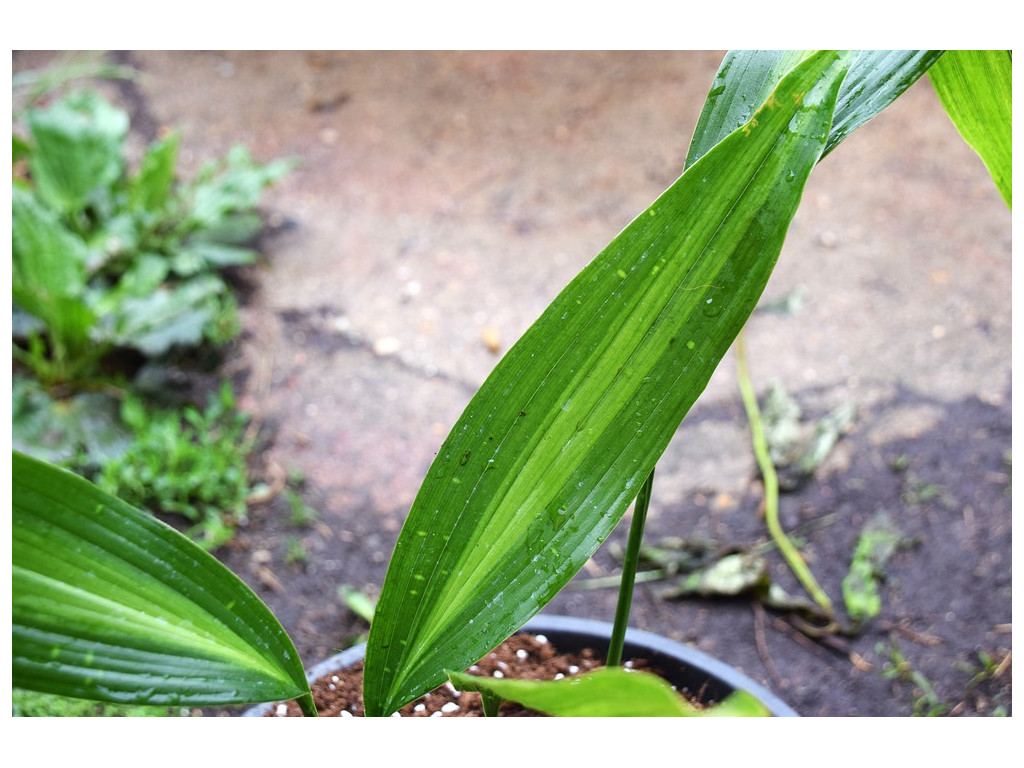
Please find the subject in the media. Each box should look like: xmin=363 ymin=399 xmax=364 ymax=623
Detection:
xmin=243 ymin=613 xmax=799 ymax=717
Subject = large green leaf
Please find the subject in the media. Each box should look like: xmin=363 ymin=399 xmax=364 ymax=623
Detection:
xmin=12 ymin=451 xmax=314 ymax=712
xmin=363 ymin=51 xmax=854 ymax=716
xmin=27 ymin=91 xmax=128 ymax=215
xmin=929 ymin=50 xmax=1012 ymax=208
xmin=448 ymin=667 xmax=770 ymax=717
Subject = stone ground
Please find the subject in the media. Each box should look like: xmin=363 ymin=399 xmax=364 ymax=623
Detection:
xmin=15 ymin=51 xmax=1012 ymax=716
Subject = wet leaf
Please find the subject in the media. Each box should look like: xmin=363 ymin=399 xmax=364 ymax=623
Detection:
xmin=448 ymin=666 xmax=770 ymax=717
xmin=129 ymin=130 xmax=180 ymax=211
xmin=108 ymin=276 xmax=225 ymax=355
xmin=364 ymin=51 xmax=855 ymax=716
xmin=12 ymin=451 xmax=313 ymax=710
xmin=687 ymin=50 xmax=942 ymax=166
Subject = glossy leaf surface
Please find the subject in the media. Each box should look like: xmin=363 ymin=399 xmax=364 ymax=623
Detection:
xmin=825 ymin=50 xmax=944 ymax=159
xmin=687 ymin=50 xmax=942 ymax=166
xmin=363 ymin=51 xmax=853 ymax=716
xmin=448 ymin=667 xmax=770 ymax=717
xmin=929 ymin=50 xmax=1012 ymax=207
xmin=12 ymin=451 xmax=313 ymax=710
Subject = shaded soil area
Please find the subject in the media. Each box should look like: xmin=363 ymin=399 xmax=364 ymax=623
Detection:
xmin=221 ymin=381 xmax=1012 ymax=717
xmin=13 ymin=51 xmax=1011 ymax=717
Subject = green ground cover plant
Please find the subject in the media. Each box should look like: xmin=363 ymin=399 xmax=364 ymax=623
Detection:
xmin=92 ymin=383 xmax=256 ymax=549
xmin=12 ymin=89 xmax=294 ymax=386
xmin=12 ymin=377 xmax=256 ymax=549
xmin=11 ymin=50 xmax=1010 ymax=717
xmin=12 ymin=688 xmax=190 ymax=718
xmin=12 ymin=80 xmax=296 ymax=551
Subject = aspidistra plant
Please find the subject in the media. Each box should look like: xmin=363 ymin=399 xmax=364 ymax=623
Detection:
xmin=362 ymin=49 xmax=1010 ymax=716
xmin=11 ymin=50 xmax=1009 ymax=716
xmin=12 ymin=451 xmax=316 ymax=715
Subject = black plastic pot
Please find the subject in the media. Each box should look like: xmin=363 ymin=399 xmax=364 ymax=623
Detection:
xmin=243 ymin=613 xmax=799 ymax=717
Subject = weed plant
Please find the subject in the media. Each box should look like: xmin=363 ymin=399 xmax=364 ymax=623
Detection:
xmin=12 ymin=688 xmax=190 ymax=718
xmin=12 ymin=88 xmax=294 ymax=387
xmin=92 ymin=383 xmax=256 ymax=549
xmin=12 ymin=72 xmax=294 ymax=548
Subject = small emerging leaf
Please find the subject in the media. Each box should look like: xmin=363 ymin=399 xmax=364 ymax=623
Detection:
xmin=130 ymin=130 xmax=181 ymax=211
xmin=448 ymin=666 xmax=770 ymax=717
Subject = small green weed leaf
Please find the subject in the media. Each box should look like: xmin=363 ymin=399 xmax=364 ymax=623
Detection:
xmin=191 ymin=211 xmax=268 ymax=245
xmin=12 ymin=187 xmax=89 ymax=303
xmin=12 ymin=451 xmax=311 ymax=709
xmin=110 ymin=253 xmax=171 ymax=299
xmin=338 ymin=585 xmax=377 ymax=624
xmin=12 ymin=379 xmax=129 ymax=466
xmin=448 ymin=667 xmax=770 ymax=717
xmin=363 ymin=51 xmax=853 ymax=716
xmin=842 ymin=511 xmax=905 ymax=624
xmin=181 ymin=240 xmax=259 ymax=268
xmin=11 ymin=186 xmax=97 ymax=360
xmin=130 ymin=130 xmax=181 ymax=211
xmin=929 ymin=50 xmax=1012 ymax=208
xmin=13 ymin=133 xmax=32 ymax=165
xmin=188 ymin=146 xmax=297 ymax=228
xmin=108 ymin=276 xmax=225 ymax=355
xmin=27 ymin=91 xmax=129 ymax=215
